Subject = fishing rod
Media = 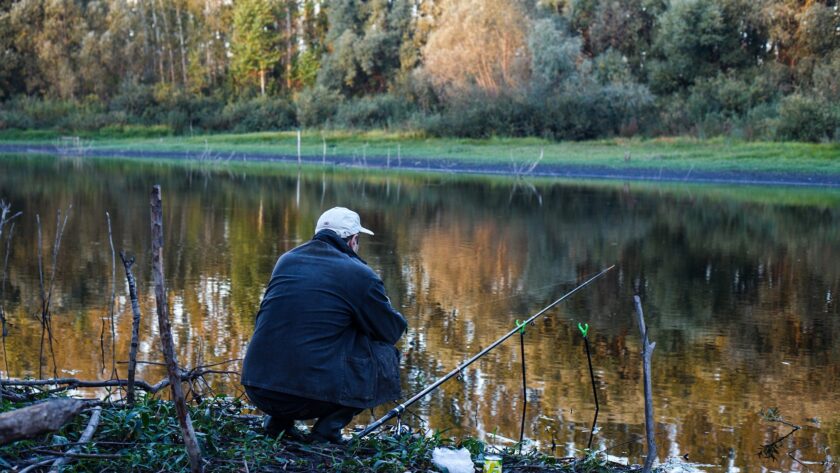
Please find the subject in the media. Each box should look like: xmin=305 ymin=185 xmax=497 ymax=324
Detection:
xmin=356 ymin=264 xmax=616 ymax=438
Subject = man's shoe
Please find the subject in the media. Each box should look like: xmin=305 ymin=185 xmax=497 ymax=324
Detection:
xmin=308 ymin=430 xmax=348 ymax=445
xmin=309 ymin=406 xmax=359 ymax=445
xmin=262 ymin=416 xmax=307 ymax=441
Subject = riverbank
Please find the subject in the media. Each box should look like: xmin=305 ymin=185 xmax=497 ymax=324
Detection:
xmin=0 ymin=391 xmax=637 ymax=472
xmin=1 ymin=131 xmax=838 ymax=186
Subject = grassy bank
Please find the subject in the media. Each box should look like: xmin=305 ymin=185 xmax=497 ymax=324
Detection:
xmin=1 ymin=129 xmax=839 ymax=177
xmin=0 ymin=394 xmax=634 ymax=472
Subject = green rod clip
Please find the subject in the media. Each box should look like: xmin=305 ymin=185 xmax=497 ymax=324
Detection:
xmin=515 ymin=319 xmax=527 ymax=334
xmin=578 ymin=322 xmax=590 ymax=338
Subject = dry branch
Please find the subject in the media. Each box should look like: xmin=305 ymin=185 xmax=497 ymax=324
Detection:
xmin=120 ymin=251 xmax=143 ymax=406
xmin=48 ymin=406 xmax=102 ymax=472
xmin=36 ymin=208 xmax=71 ymax=379
xmin=150 ymin=185 xmax=203 ymax=473
xmin=0 ymin=399 xmax=84 ymax=445
xmin=106 ymin=212 xmax=118 ymax=380
xmin=633 ymin=295 xmax=657 ymax=473
xmin=1 ymin=220 xmax=15 ymax=378
xmin=0 ymin=367 xmax=238 ymax=395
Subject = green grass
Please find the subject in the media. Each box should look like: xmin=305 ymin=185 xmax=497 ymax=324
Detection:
xmin=1 ymin=129 xmax=838 ymax=176
xmin=0 ymin=395 xmax=633 ymax=472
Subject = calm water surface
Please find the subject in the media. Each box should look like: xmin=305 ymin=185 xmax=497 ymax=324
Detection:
xmin=0 ymin=155 xmax=838 ymax=471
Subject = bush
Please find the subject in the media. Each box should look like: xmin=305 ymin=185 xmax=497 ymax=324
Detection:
xmin=213 ymin=97 xmax=297 ymax=132
xmin=333 ymin=94 xmax=416 ymax=129
xmin=532 ymin=82 xmax=655 ymax=140
xmin=110 ymin=83 xmax=157 ymax=122
xmin=421 ymin=90 xmax=536 ymax=138
xmin=776 ymin=94 xmax=836 ymax=142
xmin=295 ymin=86 xmax=343 ymax=127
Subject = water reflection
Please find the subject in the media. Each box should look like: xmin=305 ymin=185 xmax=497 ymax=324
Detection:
xmin=0 ymin=154 xmax=838 ymax=471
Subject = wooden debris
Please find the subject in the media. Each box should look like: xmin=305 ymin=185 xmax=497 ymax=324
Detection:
xmin=150 ymin=185 xmax=204 ymax=473
xmin=0 ymin=399 xmax=84 ymax=445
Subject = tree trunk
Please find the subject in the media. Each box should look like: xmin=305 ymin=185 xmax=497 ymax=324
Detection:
xmin=150 ymin=186 xmax=203 ymax=473
xmin=175 ymin=0 xmax=189 ymax=87
xmin=285 ymin=3 xmax=293 ymax=89
xmin=260 ymin=69 xmax=266 ymax=96
xmin=158 ymin=0 xmax=177 ymax=85
xmin=150 ymin=0 xmax=165 ymax=84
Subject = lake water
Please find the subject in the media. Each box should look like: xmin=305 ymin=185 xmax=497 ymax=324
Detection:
xmin=0 ymin=154 xmax=838 ymax=471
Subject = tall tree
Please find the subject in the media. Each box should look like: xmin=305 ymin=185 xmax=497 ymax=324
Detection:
xmin=422 ymin=0 xmax=531 ymax=96
xmin=317 ymin=0 xmax=414 ymax=96
xmin=231 ymin=0 xmax=281 ymax=96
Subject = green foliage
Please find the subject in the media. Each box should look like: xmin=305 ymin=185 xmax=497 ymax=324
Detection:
xmin=296 ymin=85 xmax=343 ymax=127
xmin=212 ymin=97 xmax=297 ymax=132
xmin=528 ymin=18 xmax=581 ymax=89
xmin=649 ymin=0 xmax=766 ymax=94
xmin=776 ymin=94 xmax=838 ymax=143
xmin=0 ymin=396 xmax=636 ymax=472
xmin=333 ymin=95 xmax=415 ymax=129
xmin=231 ymin=0 xmax=282 ymax=95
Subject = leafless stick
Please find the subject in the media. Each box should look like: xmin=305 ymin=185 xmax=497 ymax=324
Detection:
xmin=150 ymin=185 xmax=203 ymax=473
xmin=48 ymin=406 xmax=102 ymax=472
xmin=99 ymin=318 xmax=107 ymax=373
xmin=36 ymin=214 xmax=47 ymax=379
xmin=35 ymin=449 xmax=120 ymax=460
xmin=1 ymin=368 xmax=235 ymax=395
xmin=120 ymin=251 xmax=142 ymax=406
xmin=106 ymin=212 xmax=118 ymax=380
xmin=1 ymin=221 xmax=15 ymax=379
xmin=633 ymin=295 xmax=657 ymax=473
xmin=297 ymin=129 xmax=302 ymax=167
xmin=36 ymin=208 xmax=71 ymax=379
xmin=19 ymin=457 xmax=58 ymax=473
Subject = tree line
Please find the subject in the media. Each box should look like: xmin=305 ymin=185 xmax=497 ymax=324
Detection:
xmin=0 ymin=0 xmax=838 ymax=141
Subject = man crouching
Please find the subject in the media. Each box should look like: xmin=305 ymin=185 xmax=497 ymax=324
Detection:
xmin=241 ymin=207 xmax=407 ymax=443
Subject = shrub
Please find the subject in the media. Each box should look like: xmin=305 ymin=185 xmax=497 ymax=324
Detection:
xmin=776 ymin=94 xmax=836 ymax=142
xmin=421 ymin=89 xmax=535 ymax=138
xmin=110 ymin=83 xmax=157 ymax=123
xmin=333 ymin=94 xmax=415 ymax=129
xmin=295 ymin=86 xmax=343 ymax=127
xmin=215 ymin=97 xmax=297 ymax=132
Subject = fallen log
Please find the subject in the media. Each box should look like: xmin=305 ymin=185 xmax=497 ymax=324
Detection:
xmin=0 ymin=399 xmax=84 ymax=445
xmin=49 ymin=406 xmax=102 ymax=472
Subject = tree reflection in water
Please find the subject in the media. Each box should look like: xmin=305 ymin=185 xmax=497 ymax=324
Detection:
xmin=0 ymin=154 xmax=838 ymax=471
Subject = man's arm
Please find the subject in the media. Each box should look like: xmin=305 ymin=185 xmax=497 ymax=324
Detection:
xmin=355 ymin=277 xmax=407 ymax=345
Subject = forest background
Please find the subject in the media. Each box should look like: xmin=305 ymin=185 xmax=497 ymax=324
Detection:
xmin=0 ymin=0 xmax=838 ymax=143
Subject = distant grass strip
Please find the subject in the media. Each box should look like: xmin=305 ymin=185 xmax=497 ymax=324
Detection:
xmin=1 ymin=129 xmax=838 ymax=177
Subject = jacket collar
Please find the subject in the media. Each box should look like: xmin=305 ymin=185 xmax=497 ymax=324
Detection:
xmin=313 ymin=230 xmax=367 ymax=264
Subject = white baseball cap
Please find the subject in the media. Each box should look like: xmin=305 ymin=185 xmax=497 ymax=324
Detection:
xmin=315 ymin=207 xmax=375 ymax=238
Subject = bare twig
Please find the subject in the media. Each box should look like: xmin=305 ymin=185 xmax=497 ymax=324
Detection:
xmin=633 ymin=295 xmax=657 ymax=473
xmin=48 ymin=406 xmax=102 ymax=472
xmin=36 ymin=449 xmax=120 ymax=460
xmin=36 ymin=208 xmax=71 ymax=379
xmin=150 ymin=185 xmax=203 ymax=472
xmin=120 ymin=251 xmax=143 ymax=406
xmin=0 ymin=367 xmax=238 ymax=395
xmin=19 ymin=457 xmax=58 ymax=473
xmin=106 ymin=212 xmax=118 ymax=381
xmin=1 ymin=221 xmax=15 ymax=379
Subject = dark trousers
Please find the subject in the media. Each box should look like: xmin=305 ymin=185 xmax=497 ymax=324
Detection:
xmin=245 ymin=385 xmax=362 ymax=441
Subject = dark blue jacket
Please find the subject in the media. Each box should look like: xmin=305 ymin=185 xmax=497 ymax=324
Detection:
xmin=241 ymin=230 xmax=407 ymax=409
